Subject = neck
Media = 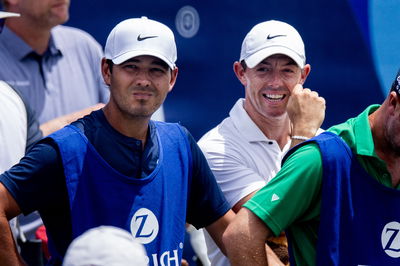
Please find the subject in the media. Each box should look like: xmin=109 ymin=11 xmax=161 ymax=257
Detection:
xmin=245 ymin=104 xmax=291 ymax=150
xmin=103 ymin=104 xmax=150 ymax=148
xmin=387 ymin=162 xmax=400 ymax=187
xmin=6 ymin=19 xmax=52 ymax=55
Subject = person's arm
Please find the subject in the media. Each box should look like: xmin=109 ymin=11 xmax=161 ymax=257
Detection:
xmin=287 ymin=84 xmax=325 ymax=148
xmin=40 ymin=103 xmax=104 ymax=136
xmin=0 ymin=139 xmax=66 ymax=265
xmin=232 ymin=191 xmax=257 ymax=213
xmin=183 ymin=128 xmax=237 ymax=256
xmin=199 ymin=128 xmax=286 ymax=264
xmin=232 ymin=192 xmax=285 ymax=266
xmin=225 ymin=142 xmax=324 ymax=265
xmin=223 ymin=207 xmax=272 ymax=265
xmin=205 ymin=209 xmax=235 ymax=255
xmin=0 ymin=183 xmax=25 ymax=265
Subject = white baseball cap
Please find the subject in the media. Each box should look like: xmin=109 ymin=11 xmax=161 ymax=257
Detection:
xmin=105 ymin=16 xmax=177 ymax=69
xmin=62 ymin=226 xmax=148 ymax=266
xmin=0 ymin=11 xmax=20 ymax=19
xmin=240 ymin=20 xmax=305 ymax=68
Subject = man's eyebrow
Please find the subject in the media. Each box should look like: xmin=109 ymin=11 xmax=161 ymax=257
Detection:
xmin=258 ymin=59 xmax=297 ymax=67
xmin=284 ymin=60 xmax=297 ymax=66
xmin=151 ymin=59 xmax=169 ymax=70
xmin=121 ymin=58 xmax=140 ymax=64
xmin=120 ymin=58 xmax=169 ymax=70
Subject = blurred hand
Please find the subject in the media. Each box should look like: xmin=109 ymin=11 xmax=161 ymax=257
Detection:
xmin=40 ymin=103 xmax=105 ymax=136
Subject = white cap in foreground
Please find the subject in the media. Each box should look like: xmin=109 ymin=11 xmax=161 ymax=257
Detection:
xmin=63 ymin=226 xmax=148 ymax=266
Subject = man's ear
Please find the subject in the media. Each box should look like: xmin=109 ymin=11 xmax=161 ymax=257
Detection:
xmin=4 ymin=0 xmax=17 ymax=7
xmin=388 ymin=91 xmax=400 ymax=112
xmin=4 ymin=0 xmax=19 ymax=9
xmin=299 ymin=64 xmax=311 ymax=85
xmin=233 ymin=61 xmax=247 ymax=87
xmin=101 ymin=58 xmax=111 ymax=86
xmin=168 ymin=67 xmax=179 ymax=92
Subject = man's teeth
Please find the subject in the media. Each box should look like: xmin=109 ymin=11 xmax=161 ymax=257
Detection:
xmin=264 ymin=94 xmax=284 ymax=100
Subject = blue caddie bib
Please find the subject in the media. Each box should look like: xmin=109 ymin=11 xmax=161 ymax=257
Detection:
xmin=48 ymin=122 xmax=192 ymax=266
xmin=284 ymin=131 xmax=400 ymax=265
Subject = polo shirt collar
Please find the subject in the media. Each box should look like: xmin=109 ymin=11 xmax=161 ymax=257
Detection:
xmin=353 ymin=104 xmax=380 ymax=157
xmin=48 ymin=26 xmax=64 ymax=56
xmin=230 ymin=98 xmax=272 ymax=143
xmin=2 ymin=26 xmax=62 ymax=60
xmin=48 ymin=32 xmax=62 ymax=56
xmin=1 ymin=26 xmax=32 ymax=60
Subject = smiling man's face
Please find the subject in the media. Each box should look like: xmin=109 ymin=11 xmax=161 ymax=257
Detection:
xmin=240 ymin=54 xmax=309 ymax=119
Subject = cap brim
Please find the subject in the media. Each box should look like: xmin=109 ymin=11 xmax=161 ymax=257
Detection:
xmin=244 ymin=46 xmax=305 ymax=69
xmin=110 ymin=50 xmax=176 ymax=70
xmin=0 ymin=11 xmax=20 ymax=19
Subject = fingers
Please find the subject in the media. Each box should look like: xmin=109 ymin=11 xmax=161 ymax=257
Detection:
xmin=291 ymin=84 xmax=303 ymax=94
xmin=287 ymin=84 xmax=326 ymax=138
xmin=311 ymin=91 xmax=319 ymax=98
xmin=294 ymin=86 xmax=319 ymax=98
xmin=292 ymin=85 xmax=324 ymax=107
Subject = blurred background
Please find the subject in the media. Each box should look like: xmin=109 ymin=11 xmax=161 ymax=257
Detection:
xmin=67 ymin=0 xmax=400 ymax=140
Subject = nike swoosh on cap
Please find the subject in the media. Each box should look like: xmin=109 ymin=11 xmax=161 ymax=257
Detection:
xmin=137 ymin=35 xmax=158 ymax=41
xmin=266 ymin=34 xmax=286 ymax=40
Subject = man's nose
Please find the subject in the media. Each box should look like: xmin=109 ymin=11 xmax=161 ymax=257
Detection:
xmin=135 ymin=70 xmax=151 ymax=87
xmin=267 ymin=72 xmax=283 ymax=89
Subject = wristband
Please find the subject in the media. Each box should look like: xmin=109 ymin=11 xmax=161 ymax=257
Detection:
xmin=291 ymin=135 xmax=310 ymax=141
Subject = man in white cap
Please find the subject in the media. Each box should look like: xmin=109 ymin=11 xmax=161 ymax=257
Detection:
xmin=0 ymin=17 xmax=234 ymax=265
xmin=198 ymin=20 xmax=325 ymax=265
xmin=223 ymin=72 xmax=400 ymax=265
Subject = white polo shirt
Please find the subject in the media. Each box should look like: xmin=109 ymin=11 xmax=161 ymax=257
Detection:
xmin=198 ymin=98 xmax=290 ymax=266
xmin=0 ymin=81 xmax=27 ymax=173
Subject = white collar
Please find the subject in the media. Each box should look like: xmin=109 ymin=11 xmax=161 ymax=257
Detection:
xmin=229 ymin=98 xmax=274 ymax=143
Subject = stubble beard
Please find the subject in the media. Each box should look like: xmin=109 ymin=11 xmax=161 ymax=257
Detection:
xmin=385 ymin=124 xmax=400 ymax=157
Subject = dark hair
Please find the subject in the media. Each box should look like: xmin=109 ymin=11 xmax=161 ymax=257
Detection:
xmin=390 ymin=70 xmax=400 ymax=95
xmin=240 ymin=60 xmax=247 ymax=71
xmin=106 ymin=59 xmax=114 ymax=73
xmin=106 ymin=57 xmax=173 ymax=75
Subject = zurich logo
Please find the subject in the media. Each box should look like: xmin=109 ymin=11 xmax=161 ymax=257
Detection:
xmin=130 ymin=208 xmax=159 ymax=244
xmin=175 ymin=5 xmax=200 ymax=38
xmin=381 ymin=221 xmax=400 ymax=258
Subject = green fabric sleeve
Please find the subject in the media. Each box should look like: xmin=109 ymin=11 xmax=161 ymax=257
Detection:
xmin=244 ymin=142 xmax=323 ymax=236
